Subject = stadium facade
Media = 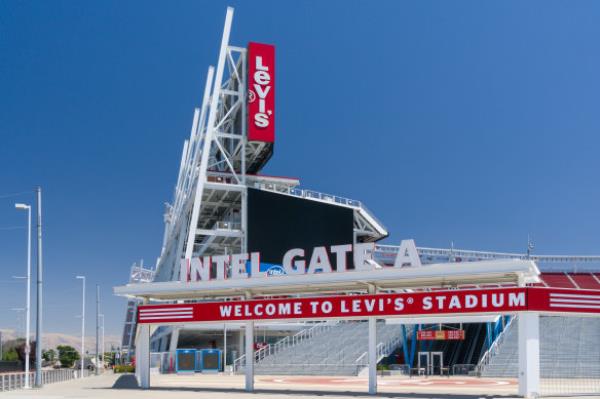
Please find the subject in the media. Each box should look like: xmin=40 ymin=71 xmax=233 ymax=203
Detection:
xmin=117 ymin=7 xmax=600 ymax=397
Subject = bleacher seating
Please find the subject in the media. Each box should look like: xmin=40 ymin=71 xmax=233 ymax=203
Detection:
xmin=481 ymin=316 xmax=600 ymax=378
xmin=540 ymin=273 xmax=576 ymax=288
xmin=243 ymin=321 xmax=406 ymax=376
xmin=570 ymin=273 xmax=600 ymax=289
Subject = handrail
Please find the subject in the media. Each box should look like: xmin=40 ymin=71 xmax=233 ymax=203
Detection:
xmin=0 ymin=369 xmax=93 ymax=392
xmin=375 ymin=244 xmax=600 ymax=265
xmin=233 ymin=321 xmax=337 ymax=372
xmin=354 ymin=326 xmax=409 ymax=368
xmin=478 ymin=316 xmax=517 ymax=369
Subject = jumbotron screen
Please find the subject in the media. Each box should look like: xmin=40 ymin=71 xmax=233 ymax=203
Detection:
xmin=247 ymin=188 xmax=353 ymax=274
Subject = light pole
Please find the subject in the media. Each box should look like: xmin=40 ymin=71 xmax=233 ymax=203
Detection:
xmin=34 ymin=187 xmax=43 ymax=387
xmin=15 ymin=203 xmax=31 ymax=388
xmin=95 ymin=284 xmax=99 ymax=375
xmin=99 ymin=314 xmax=104 ymax=369
xmin=76 ymin=276 xmax=85 ymax=378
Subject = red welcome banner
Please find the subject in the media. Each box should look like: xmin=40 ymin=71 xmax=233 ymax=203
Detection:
xmin=137 ymin=288 xmax=600 ymax=325
xmin=417 ymin=330 xmax=465 ymax=341
xmin=138 ymin=287 xmax=531 ymax=324
xmin=247 ymin=42 xmax=275 ymax=143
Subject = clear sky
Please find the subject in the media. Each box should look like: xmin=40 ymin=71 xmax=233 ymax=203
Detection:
xmin=1 ymin=1 xmax=599 ymax=339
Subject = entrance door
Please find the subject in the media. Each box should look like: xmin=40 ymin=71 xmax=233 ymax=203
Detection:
xmin=430 ymin=351 xmax=443 ymax=375
xmin=417 ymin=352 xmax=429 ymax=375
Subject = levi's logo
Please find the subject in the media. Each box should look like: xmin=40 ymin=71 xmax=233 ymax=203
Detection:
xmin=250 ymin=55 xmax=272 ymax=128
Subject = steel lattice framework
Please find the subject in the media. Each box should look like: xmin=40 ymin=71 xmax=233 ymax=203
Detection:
xmin=154 ymin=7 xmax=387 ymax=284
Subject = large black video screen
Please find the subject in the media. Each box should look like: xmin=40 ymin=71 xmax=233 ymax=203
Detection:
xmin=247 ymin=188 xmax=354 ymax=269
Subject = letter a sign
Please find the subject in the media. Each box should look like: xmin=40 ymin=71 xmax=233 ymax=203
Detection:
xmin=248 ymin=42 xmax=275 ymax=143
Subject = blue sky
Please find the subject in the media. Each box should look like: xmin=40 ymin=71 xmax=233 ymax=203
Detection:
xmin=1 ymin=1 xmax=599 ymax=338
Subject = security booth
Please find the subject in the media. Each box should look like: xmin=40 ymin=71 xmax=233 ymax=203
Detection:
xmin=175 ymin=349 xmax=196 ymax=373
xmin=198 ymin=349 xmax=222 ymax=372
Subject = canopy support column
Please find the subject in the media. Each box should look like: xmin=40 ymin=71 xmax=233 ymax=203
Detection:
xmin=245 ymin=292 xmax=254 ymax=392
xmin=245 ymin=322 xmax=254 ymax=391
xmin=518 ymin=312 xmax=540 ymax=398
xmin=368 ymin=284 xmax=377 ymax=395
xmin=135 ymin=324 xmax=150 ymax=389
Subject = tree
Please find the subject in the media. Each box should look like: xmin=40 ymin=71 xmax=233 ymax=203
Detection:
xmin=2 ymin=348 xmax=18 ymax=362
xmin=42 ymin=349 xmax=56 ymax=363
xmin=56 ymin=345 xmax=80 ymax=368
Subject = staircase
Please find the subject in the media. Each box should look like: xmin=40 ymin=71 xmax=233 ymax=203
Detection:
xmin=480 ymin=316 xmax=600 ymax=378
xmin=235 ymin=321 xmax=406 ymax=376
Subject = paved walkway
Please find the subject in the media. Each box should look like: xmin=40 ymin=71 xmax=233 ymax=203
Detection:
xmin=0 ymin=372 xmax=591 ymax=398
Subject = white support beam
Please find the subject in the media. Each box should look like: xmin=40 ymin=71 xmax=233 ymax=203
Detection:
xmin=244 ymin=321 xmax=254 ymax=391
xmin=195 ymin=228 xmax=243 ymax=238
xmin=135 ymin=324 xmax=150 ymax=389
xmin=368 ymin=285 xmax=377 ymax=395
xmin=368 ymin=317 xmax=377 ymax=395
xmin=184 ymin=6 xmax=234 ymax=259
xmin=518 ymin=312 xmax=540 ymax=398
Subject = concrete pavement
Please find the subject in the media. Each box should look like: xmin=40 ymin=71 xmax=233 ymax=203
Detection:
xmin=0 ymin=372 xmax=593 ymax=399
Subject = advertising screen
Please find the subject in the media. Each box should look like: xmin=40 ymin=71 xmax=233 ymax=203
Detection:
xmin=247 ymin=188 xmax=353 ymax=274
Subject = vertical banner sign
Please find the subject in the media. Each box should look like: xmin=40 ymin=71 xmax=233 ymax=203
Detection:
xmin=247 ymin=42 xmax=275 ymax=142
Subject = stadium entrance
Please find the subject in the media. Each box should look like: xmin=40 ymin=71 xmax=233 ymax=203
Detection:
xmin=115 ymin=253 xmax=600 ymax=397
xmin=114 ymin=6 xmax=600 ymax=399
xmin=417 ymin=351 xmax=444 ymax=376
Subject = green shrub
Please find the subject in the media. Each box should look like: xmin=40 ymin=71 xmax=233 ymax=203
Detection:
xmin=113 ymin=365 xmax=135 ymax=373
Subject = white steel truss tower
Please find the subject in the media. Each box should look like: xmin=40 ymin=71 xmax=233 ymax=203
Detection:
xmin=154 ymin=7 xmax=387 ymax=285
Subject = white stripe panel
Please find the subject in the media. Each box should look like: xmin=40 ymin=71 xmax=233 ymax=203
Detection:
xmin=549 ymin=304 xmax=600 ymax=310
xmin=139 ymin=307 xmax=193 ymax=312
xmin=139 ymin=315 xmax=194 ymax=320
xmin=549 ymin=293 xmax=600 ymax=300
xmin=138 ymin=311 xmax=193 ymax=316
xmin=549 ymin=298 xmax=600 ymax=304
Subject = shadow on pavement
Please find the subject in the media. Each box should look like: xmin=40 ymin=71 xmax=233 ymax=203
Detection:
xmin=111 ymin=374 xmax=139 ymax=389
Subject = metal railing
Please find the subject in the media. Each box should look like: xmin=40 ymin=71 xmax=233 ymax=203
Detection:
xmin=256 ymin=183 xmax=387 ymax=229
xmin=452 ymin=363 xmax=477 ymax=375
xmin=354 ymin=329 xmax=406 ymax=373
xmin=233 ymin=322 xmax=337 ymax=372
xmin=478 ymin=316 xmax=516 ymax=370
xmin=0 ymin=369 xmax=92 ymax=392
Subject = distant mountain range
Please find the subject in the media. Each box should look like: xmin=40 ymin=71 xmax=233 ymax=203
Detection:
xmin=0 ymin=329 xmax=121 ymax=354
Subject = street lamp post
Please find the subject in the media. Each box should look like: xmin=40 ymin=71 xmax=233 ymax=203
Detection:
xmin=15 ymin=203 xmax=31 ymax=389
xmin=34 ymin=187 xmax=43 ymax=387
xmin=99 ymin=314 xmax=104 ymax=369
xmin=76 ymin=276 xmax=85 ymax=378
xmin=95 ymin=285 xmax=99 ymax=375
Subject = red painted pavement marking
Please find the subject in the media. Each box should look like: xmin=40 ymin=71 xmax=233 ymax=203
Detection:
xmin=258 ymin=376 xmax=517 ymax=387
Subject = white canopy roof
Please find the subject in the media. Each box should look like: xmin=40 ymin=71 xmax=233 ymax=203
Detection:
xmin=113 ymin=259 xmax=540 ymax=301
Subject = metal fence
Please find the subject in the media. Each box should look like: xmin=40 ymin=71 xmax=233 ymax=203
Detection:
xmin=0 ymin=369 xmax=92 ymax=392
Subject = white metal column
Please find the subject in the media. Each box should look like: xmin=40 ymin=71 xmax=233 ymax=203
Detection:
xmin=368 ymin=285 xmax=377 ymax=395
xmin=368 ymin=318 xmax=377 ymax=395
xmin=245 ymin=321 xmax=254 ymax=392
xmin=518 ymin=313 xmax=540 ymax=398
xmin=167 ymin=326 xmax=180 ymax=372
xmin=135 ymin=324 xmax=150 ymax=389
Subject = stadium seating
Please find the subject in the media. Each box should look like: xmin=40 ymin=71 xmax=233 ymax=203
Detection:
xmin=534 ymin=272 xmax=600 ymax=289
xmin=569 ymin=273 xmax=600 ymax=289
xmin=481 ymin=316 xmax=600 ymax=378
xmin=243 ymin=321 xmax=406 ymax=376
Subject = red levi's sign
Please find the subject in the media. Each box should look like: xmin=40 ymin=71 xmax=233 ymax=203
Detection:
xmin=417 ymin=330 xmax=465 ymax=341
xmin=137 ymin=288 xmax=528 ymax=324
xmin=247 ymin=42 xmax=275 ymax=142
